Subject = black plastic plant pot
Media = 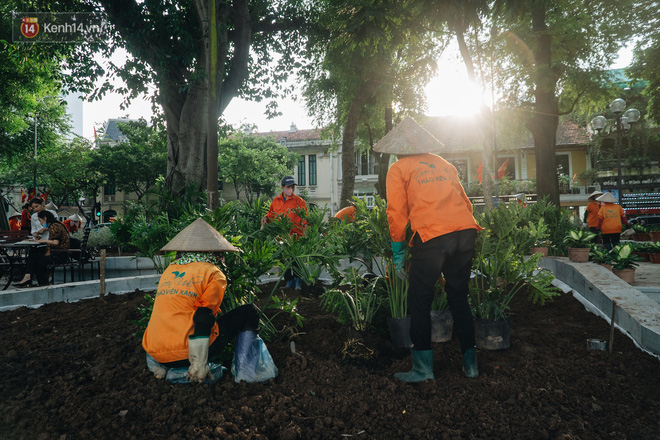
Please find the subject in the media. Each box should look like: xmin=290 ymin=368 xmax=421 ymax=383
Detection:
xmin=387 ymin=316 xmax=413 ymax=348
xmin=474 ymin=316 xmax=511 ymax=350
xmin=430 ymin=310 xmax=453 ymax=343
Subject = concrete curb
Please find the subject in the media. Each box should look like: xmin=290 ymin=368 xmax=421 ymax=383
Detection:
xmin=0 ymin=275 xmax=161 ymax=312
xmin=541 ymin=257 xmax=660 ymax=358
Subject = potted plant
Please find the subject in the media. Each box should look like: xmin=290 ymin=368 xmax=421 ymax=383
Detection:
xmin=630 ymin=242 xmax=650 ymax=262
xmin=590 ymin=245 xmax=614 ymax=270
xmin=528 ymin=219 xmax=551 ymax=256
xmin=632 ymin=224 xmax=651 ymax=242
xmin=648 ymin=241 xmax=660 ymax=264
xmin=469 ymin=228 xmax=560 ymax=350
xmin=650 ymin=226 xmax=660 ymax=242
xmin=611 ymin=244 xmax=642 ymax=284
xmin=380 ymin=258 xmax=412 ymax=348
xmin=430 ymin=284 xmax=453 ymax=343
xmin=564 ymin=229 xmax=597 ymax=262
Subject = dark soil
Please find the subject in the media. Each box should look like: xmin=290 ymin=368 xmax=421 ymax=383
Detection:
xmin=1 ymin=284 xmax=659 ymax=440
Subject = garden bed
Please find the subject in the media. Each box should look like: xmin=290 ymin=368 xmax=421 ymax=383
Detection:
xmin=1 ymin=285 xmax=659 ymax=440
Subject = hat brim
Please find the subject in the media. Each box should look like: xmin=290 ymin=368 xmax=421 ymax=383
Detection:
xmin=160 ymin=218 xmax=239 ymax=253
xmin=373 ymin=117 xmax=445 ymax=155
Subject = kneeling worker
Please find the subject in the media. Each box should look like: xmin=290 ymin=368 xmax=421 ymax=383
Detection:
xmin=374 ymin=117 xmax=480 ymax=382
xmin=142 ymin=218 xmax=262 ymax=384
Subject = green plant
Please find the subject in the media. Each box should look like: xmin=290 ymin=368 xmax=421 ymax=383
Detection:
xmin=528 ymin=218 xmax=551 ymax=247
xmin=564 ymin=229 xmax=597 ymax=248
xmin=611 ymin=244 xmax=642 ymax=270
xmin=378 ymin=258 xmax=408 ymax=318
xmin=84 ymin=226 xmax=120 ymax=250
xmin=590 ymin=245 xmax=614 ymax=265
xmin=321 ymin=268 xmax=383 ymax=331
xmin=470 ymin=227 xmax=561 ymax=319
xmin=648 ymin=241 xmax=660 ymax=254
xmin=632 ymin=224 xmax=649 ymax=234
xmin=431 ymin=284 xmax=448 ymax=311
xmin=130 ymin=293 xmax=155 ymax=336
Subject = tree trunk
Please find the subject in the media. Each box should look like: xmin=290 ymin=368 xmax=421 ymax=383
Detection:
xmin=455 ymin=29 xmax=494 ymax=211
xmin=162 ymin=83 xmax=208 ymax=196
xmin=375 ymin=106 xmax=393 ymax=199
xmin=339 ymin=79 xmax=380 ymax=208
xmin=529 ymin=1 xmax=560 ymax=206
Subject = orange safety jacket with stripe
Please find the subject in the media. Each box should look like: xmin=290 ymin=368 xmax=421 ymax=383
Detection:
xmin=597 ymin=203 xmax=628 ymax=234
xmin=142 ymin=261 xmax=226 ymax=363
xmin=266 ymin=192 xmax=308 ymax=236
xmin=386 ymin=153 xmax=479 ymax=244
xmin=585 ymin=201 xmax=601 ymax=228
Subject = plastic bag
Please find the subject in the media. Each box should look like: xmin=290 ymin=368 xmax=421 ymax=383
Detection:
xmin=231 ymin=331 xmax=278 ymax=383
xmin=146 ymin=353 xmax=226 ymax=385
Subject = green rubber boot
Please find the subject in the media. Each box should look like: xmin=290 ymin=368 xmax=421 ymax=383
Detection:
xmin=462 ymin=348 xmax=479 ymax=378
xmin=394 ymin=349 xmax=435 ymax=383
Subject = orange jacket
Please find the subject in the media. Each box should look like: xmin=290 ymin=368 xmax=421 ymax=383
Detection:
xmin=8 ymin=218 xmax=20 ymax=231
xmin=142 ymin=261 xmax=227 ymax=363
xmin=386 ymin=153 xmax=479 ymax=244
xmin=62 ymin=219 xmax=80 ymax=233
xmin=266 ymin=192 xmax=308 ymax=236
xmin=597 ymin=203 xmax=628 ymax=234
xmin=334 ymin=206 xmax=356 ymax=222
xmin=585 ymin=201 xmax=600 ymax=228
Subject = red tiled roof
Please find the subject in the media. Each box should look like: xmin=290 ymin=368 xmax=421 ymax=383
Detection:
xmin=423 ymin=115 xmax=590 ymax=150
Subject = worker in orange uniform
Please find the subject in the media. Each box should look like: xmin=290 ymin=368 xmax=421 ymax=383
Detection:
xmin=261 ymin=176 xmax=308 ymax=290
xmin=62 ymin=213 xmax=82 ymax=233
xmin=583 ymin=190 xmax=603 ymax=234
xmin=596 ymin=192 xmax=629 ymax=250
xmin=374 ymin=117 xmax=480 ymax=382
xmin=334 ymin=205 xmax=356 ymax=222
xmin=143 ymin=219 xmax=265 ymax=384
xmin=8 ymin=210 xmax=21 ymax=231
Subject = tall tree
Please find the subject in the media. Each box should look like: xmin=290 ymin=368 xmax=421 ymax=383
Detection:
xmin=217 ymin=133 xmax=299 ymax=204
xmin=89 ymin=0 xmax=310 ymax=206
xmin=491 ymin=0 xmax=640 ymax=205
xmin=303 ymin=0 xmax=441 ymax=208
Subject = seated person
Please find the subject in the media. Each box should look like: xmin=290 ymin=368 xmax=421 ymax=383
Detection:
xmin=63 ymin=214 xmax=82 ymax=234
xmin=15 ymin=210 xmax=70 ymax=287
xmin=142 ymin=219 xmax=267 ymax=384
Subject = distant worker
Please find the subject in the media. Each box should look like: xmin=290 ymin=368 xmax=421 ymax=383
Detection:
xmin=334 ymin=205 xmax=356 ymax=222
xmin=596 ymin=192 xmax=629 ymax=250
xmin=261 ymin=176 xmax=308 ymax=290
xmin=583 ymin=190 xmax=603 ymax=234
xmin=374 ymin=117 xmax=480 ymax=382
xmin=63 ymin=214 xmax=82 ymax=234
xmin=8 ymin=209 xmax=21 ymax=231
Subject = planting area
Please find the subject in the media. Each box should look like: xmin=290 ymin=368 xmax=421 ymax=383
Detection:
xmin=1 ymin=285 xmax=659 ymax=440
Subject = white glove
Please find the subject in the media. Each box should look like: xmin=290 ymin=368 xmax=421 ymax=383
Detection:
xmin=187 ymin=336 xmax=212 ymax=384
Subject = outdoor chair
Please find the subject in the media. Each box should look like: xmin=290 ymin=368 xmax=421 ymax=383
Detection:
xmin=50 ymin=227 xmax=100 ymax=283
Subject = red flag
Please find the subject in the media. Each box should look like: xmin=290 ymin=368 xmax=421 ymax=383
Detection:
xmin=93 ymin=126 xmax=97 ymax=140
xmin=572 ymin=172 xmax=577 ymax=183
xmin=21 ymin=188 xmax=26 ymax=203
xmin=28 ymin=189 xmax=35 ymax=199
xmin=497 ymin=159 xmax=510 ymax=180
xmin=476 ymin=161 xmax=483 ymax=184
xmin=40 ymin=191 xmax=50 ymax=201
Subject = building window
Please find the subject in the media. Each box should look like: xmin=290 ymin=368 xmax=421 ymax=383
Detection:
xmin=355 ymin=151 xmax=377 ymax=176
xmin=448 ymin=159 xmax=469 ymax=182
xmin=309 ymin=155 xmax=317 ymax=186
xmin=298 ymin=156 xmax=306 ymax=186
xmin=104 ymin=184 xmax=116 ymax=196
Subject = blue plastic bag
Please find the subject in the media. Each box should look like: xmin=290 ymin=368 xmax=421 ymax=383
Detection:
xmin=231 ymin=331 xmax=278 ymax=383
xmin=146 ymin=353 xmax=226 ymax=385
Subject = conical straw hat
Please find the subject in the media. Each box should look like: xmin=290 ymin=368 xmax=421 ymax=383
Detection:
xmin=372 ymin=117 xmax=445 ymax=155
xmin=596 ymin=192 xmax=618 ymax=204
xmin=161 ymin=218 xmax=239 ymax=252
xmin=46 ymin=201 xmax=58 ymax=210
xmin=588 ymin=190 xmax=603 ymax=199
xmin=68 ymin=213 xmax=82 ymax=221
xmin=8 ymin=208 xmax=20 ymax=218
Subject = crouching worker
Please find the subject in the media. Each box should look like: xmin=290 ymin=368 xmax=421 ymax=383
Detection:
xmin=142 ymin=218 xmax=277 ymax=384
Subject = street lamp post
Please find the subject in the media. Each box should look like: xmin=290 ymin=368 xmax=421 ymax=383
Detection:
xmin=590 ymin=98 xmax=641 ymax=208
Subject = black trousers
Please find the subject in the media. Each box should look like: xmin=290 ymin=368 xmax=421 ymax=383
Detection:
xmin=25 ymin=249 xmax=67 ymax=285
xmin=163 ymin=304 xmax=260 ymax=368
xmin=602 ymin=233 xmax=620 ymax=250
xmin=409 ymin=229 xmax=477 ymax=352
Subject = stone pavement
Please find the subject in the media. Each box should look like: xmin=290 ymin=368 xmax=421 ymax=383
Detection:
xmin=633 ymin=261 xmax=660 ymax=287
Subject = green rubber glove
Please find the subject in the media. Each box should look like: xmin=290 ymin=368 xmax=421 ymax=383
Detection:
xmin=391 ymin=241 xmax=407 ymax=279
